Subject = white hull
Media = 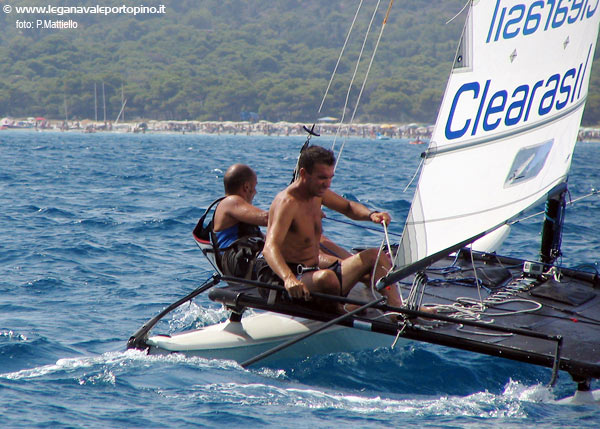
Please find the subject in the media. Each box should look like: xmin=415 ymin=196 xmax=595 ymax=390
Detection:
xmin=555 ymin=389 xmax=600 ymax=405
xmin=146 ymin=312 xmax=395 ymax=364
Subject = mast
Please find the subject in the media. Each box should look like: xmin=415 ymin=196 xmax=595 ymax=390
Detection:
xmin=540 ymin=183 xmax=568 ymax=265
xmin=121 ymin=83 xmax=125 ymax=123
xmin=102 ymin=81 xmax=106 ymax=125
xmin=94 ymin=82 xmax=98 ymax=122
xmin=114 ymin=98 xmax=127 ymax=124
xmin=63 ymin=94 xmax=68 ymax=123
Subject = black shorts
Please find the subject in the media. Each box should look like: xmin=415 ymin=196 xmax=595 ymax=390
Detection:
xmin=255 ymin=258 xmax=343 ymax=297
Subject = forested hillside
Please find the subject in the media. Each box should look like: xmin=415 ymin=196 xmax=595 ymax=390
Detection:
xmin=1 ymin=0 xmax=599 ymax=124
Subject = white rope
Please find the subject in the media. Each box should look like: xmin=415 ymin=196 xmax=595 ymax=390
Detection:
xmin=334 ymin=0 xmax=394 ymax=172
xmin=403 ymin=156 xmax=424 ymax=193
xmin=418 ymin=276 xmax=542 ymax=335
xmin=544 ymin=265 xmax=562 ymax=282
xmin=454 ymin=295 xmax=542 ymax=336
xmin=332 ymin=0 xmax=383 ymax=157
xmin=345 ymin=3 xmax=390 ymax=128
xmin=317 ymin=0 xmax=365 ymax=114
xmin=469 ymin=244 xmax=485 ymax=311
xmin=405 ymin=272 xmax=427 ymax=310
xmin=382 ymin=219 xmax=394 ymax=259
xmin=509 ymin=188 xmax=599 ymax=225
xmin=446 ymin=0 xmax=471 ymax=25
xmin=370 ymin=239 xmax=385 ymax=300
xmin=486 ymin=299 xmax=543 ymax=316
xmin=391 ymin=322 xmax=407 ymax=348
xmin=370 ymin=220 xmax=404 ymax=305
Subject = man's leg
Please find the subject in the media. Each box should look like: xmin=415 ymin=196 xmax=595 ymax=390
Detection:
xmin=339 ymin=249 xmax=378 ymax=295
xmin=300 ymin=268 xmax=342 ymax=312
xmin=300 ymin=268 xmax=340 ymax=296
xmin=340 ymin=248 xmax=403 ymax=307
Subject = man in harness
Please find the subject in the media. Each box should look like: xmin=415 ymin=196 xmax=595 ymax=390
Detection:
xmin=208 ymin=164 xmax=268 ymax=279
xmin=213 ymin=164 xmax=267 ymax=246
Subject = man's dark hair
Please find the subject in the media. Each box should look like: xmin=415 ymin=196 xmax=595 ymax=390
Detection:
xmin=298 ymin=146 xmax=335 ymax=174
xmin=224 ymin=164 xmax=256 ymax=194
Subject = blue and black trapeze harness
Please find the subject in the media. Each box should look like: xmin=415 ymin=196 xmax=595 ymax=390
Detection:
xmin=193 ymin=197 xmax=264 ymax=279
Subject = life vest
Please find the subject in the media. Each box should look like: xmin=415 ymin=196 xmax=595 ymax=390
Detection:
xmin=193 ymin=197 xmax=264 ymax=279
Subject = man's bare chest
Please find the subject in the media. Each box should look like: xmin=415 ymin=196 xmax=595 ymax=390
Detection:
xmin=289 ymin=202 xmax=322 ymax=240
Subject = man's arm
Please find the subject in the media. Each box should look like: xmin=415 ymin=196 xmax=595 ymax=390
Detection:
xmin=263 ymin=195 xmax=311 ymax=300
xmin=322 ymin=189 xmax=391 ymax=225
xmin=216 ymin=195 xmax=268 ymax=230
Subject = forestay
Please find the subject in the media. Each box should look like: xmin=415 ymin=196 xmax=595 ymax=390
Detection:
xmin=393 ymin=0 xmax=600 ymax=273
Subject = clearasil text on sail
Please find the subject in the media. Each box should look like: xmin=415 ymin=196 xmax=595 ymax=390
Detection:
xmin=444 ymin=45 xmax=593 ymax=140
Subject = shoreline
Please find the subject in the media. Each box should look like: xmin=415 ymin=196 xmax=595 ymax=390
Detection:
xmin=0 ymin=117 xmax=433 ymax=140
xmin=2 ymin=117 xmax=600 ymax=142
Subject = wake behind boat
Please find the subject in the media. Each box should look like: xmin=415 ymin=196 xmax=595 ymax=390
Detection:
xmin=128 ymin=1 xmax=600 ymax=404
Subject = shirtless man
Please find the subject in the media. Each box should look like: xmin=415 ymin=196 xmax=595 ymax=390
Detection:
xmin=263 ymin=145 xmax=403 ymax=307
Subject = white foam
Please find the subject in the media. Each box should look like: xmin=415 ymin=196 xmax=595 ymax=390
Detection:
xmin=502 ymin=378 xmax=555 ymax=403
xmin=0 ymin=348 xmax=241 ymax=380
xmin=167 ymin=301 xmax=229 ymax=331
xmin=157 ymin=381 xmax=528 ymax=418
xmin=0 ymin=330 xmax=27 ymax=341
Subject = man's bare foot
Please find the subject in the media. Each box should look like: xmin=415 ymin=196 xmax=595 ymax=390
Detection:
xmin=391 ymin=305 xmax=438 ymax=322
xmin=340 ymin=303 xmax=363 ymax=314
xmin=419 ymin=305 xmax=437 ymax=315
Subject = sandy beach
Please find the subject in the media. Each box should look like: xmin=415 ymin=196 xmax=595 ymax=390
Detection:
xmin=0 ymin=117 xmax=434 ymax=140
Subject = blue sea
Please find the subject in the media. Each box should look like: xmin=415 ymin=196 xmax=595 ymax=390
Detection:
xmin=1 ymin=130 xmax=599 ymax=427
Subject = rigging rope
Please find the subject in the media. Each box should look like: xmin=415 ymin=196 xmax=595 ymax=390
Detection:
xmin=403 ymin=156 xmax=424 ymax=193
xmin=317 ymin=0 xmax=365 ymax=115
xmin=421 ymin=274 xmax=543 ymax=328
xmin=344 ymin=0 xmax=394 ymax=128
xmin=313 ymin=2 xmax=401 ymax=312
xmin=382 ymin=219 xmax=394 ymax=261
xmin=509 ymin=188 xmax=599 ymax=225
xmin=369 ymin=220 xmax=404 ymax=305
xmin=446 ymin=0 xmax=471 ymax=25
xmin=293 ymin=0 xmax=365 ymax=184
xmin=469 ymin=243 xmax=485 ymax=311
xmin=322 ymin=215 xmax=403 ymax=236
xmin=332 ymin=0 xmax=394 ymax=171
xmin=332 ymin=0 xmax=383 ymax=156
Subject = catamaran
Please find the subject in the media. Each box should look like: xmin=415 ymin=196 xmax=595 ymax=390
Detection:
xmin=128 ymin=1 xmax=600 ymax=404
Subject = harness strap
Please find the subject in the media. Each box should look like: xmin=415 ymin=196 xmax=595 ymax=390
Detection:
xmin=193 ymin=197 xmax=225 ymax=243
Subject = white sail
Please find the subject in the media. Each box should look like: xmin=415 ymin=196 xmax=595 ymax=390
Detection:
xmin=395 ymin=0 xmax=600 ymax=271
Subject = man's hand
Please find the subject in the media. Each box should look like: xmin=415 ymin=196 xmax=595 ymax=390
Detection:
xmin=284 ymin=276 xmax=311 ymax=301
xmin=369 ymin=211 xmax=391 ymax=225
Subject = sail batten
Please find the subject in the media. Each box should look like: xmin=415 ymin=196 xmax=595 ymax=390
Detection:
xmin=392 ymin=0 xmax=600 ymax=275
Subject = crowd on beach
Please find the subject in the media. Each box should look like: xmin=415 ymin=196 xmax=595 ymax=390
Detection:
xmin=3 ymin=116 xmax=600 ymax=141
xmin=0 ymin=116 xmax=434 ymax=139
xmin=579 ymin=127 xmax=600 ymax=142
